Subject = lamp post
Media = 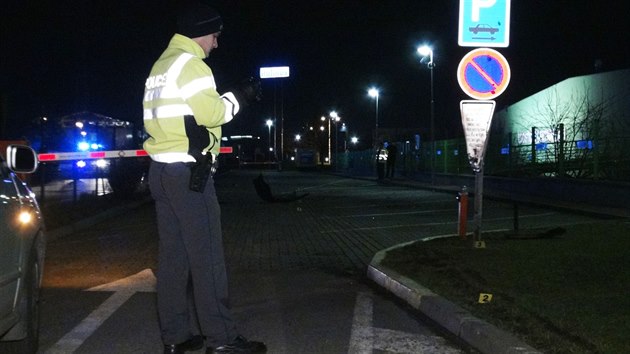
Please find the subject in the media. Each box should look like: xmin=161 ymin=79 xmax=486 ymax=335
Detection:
xmin=266 ymin=119 xmax=273 ymax=162
xmin=329 ymin=111 xmax=340 ymax=169
xmin=368 ymin=88 xmax=379 ymax=145
xmin=260 ymin=66 xmax=290 ymax=167
xmin=417 ymin=45 xmax=435 ymax=185
xmin=320 ymin=116 xmax=330 ymax=165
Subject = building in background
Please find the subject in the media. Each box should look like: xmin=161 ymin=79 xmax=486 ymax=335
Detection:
xmin=491 ymin=68 xmax=630 ymax=178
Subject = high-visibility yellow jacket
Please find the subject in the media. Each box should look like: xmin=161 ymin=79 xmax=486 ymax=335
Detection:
xmin=142 ymin=34 xmax=239 ymax=162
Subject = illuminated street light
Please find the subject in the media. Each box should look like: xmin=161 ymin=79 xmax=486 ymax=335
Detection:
xmin=417 ymin=45 xmax=435 ymax=185
xmin=322 ymin=114 xmax=332 ymax=166
xmin=329 ymin=111 xmax=341 ymax=170
xmin=266 ymin=119 xmax=273 ymax=161
xmin=368 ymin=88 xmax=379 ymax=145
xmin=417 ymin=45 xmax=433 ymax=65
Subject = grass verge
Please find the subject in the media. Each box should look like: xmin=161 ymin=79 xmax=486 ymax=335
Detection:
xmin=380 ymin=220 xmax=630 ymax=354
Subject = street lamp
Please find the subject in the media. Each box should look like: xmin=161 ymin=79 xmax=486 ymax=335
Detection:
xmin=320 ymin=116 xmax=329 ymax=165
xmin=368 ymin=88 xmax=379 ymax=145
xmin=417 ymin=45 xmax=435 ymax=185
xmin=329 ymin=111 xmax=341 ymax=169
xmin=266 ymin=119 xmax=273 ymax=161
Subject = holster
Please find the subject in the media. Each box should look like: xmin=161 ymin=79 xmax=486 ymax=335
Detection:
xmin=189 ymin=153 xmax=217 ymax=193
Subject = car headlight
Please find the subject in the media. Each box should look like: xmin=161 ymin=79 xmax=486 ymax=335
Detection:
xmin=18 ymin=210 xmax=33 ymax=224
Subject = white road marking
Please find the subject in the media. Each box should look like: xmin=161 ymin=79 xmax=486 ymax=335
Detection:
xmin=348 ymin=292 xmax=373 ymax=354
xmin=373 ymin=328 xmax=462 ymax=354
xmin=44 ymin=269 xmax=156 ymax=354
xmin=348 ymin=292 xmax=462 ymax=354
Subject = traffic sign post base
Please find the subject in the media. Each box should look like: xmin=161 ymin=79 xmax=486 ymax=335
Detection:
xmin=460 ymin=101 xmax=494 ymax=248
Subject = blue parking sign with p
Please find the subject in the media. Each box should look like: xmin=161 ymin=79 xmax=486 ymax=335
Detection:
xmin=458 ymin=0 xmax=511 ymax=47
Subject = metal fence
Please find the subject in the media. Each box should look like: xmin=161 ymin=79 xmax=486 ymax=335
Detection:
xmin=486 ymin=136 xmax=630 ymax=180
xmin=337 ymin=136 xmax=630 ymax=182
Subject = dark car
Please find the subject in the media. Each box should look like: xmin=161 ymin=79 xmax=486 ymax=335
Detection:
xmin=0 ymin=145 xmax=45 ymax=354
xmin=469 ymin=24 xmax=499 ymax=34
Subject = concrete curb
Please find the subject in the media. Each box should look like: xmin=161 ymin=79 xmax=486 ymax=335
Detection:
xmin=367 ymin=244 xmax=542 ymax=354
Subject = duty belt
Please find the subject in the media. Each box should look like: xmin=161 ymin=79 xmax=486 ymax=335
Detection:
xmin=189 ymin=153 xmax=218 ymax=193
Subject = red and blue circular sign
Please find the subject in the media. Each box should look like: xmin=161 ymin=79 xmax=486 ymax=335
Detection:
xmin=457 ymin=48 xmax=511 ymax=100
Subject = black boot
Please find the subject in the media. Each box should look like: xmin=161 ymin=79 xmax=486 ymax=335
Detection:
xmin=209 ymin=335 xmax=266 ymax=353
xmin=164 ymin=335 xmax=204 ymax=354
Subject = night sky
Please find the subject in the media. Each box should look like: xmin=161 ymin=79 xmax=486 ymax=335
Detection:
xmin=1 ymin=0 xmax=628 ymax=146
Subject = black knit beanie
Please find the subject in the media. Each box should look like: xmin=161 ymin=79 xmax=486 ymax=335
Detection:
xmin=177 ymin=3 xmax=223 ymax=38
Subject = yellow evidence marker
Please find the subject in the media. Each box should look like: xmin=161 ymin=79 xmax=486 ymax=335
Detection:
xmin=478 ymin=293 xmax=493 ymax=304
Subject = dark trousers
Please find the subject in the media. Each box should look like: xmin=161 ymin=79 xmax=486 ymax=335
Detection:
xmin=149 ymin=161 xmax=237 ymax=347
xmin=386 ymin=159 xmax=396 ymax=178
xmin=377 ymin=162 xmax=385 ymax=180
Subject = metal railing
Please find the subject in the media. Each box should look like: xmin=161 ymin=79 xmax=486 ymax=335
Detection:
xmin=338 ymin=136 xmax=630 ymax=182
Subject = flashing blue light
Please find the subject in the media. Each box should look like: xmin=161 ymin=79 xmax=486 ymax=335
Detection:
xmin=576 ymin=140 xmax=593 ymax=150
xmin=436 ymin=150 xmax=442 ymax=155
xmin=91 ymin=143 xmax=99 ymax=150
xmin=78 ymin=142 xmax=89 ymax=151
xmin=76 ymin=160 xmax=87 ymax=168
xmin=536 ymin=143 xmax=547 ymax=151
xmin=501 ymin=146 xmax=510 ymax=155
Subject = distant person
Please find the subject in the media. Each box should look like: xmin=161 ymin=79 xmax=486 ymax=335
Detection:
xmin=142 ymin=3 xmax=266 ymax=354
xmin=375 ymin=142 xmax=387 ymax=181
xmin=386 ymin=143 xmax=398 ymax=178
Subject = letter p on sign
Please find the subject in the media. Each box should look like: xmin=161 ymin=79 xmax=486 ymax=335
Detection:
xmin=472 ymin=0 xmax=496 ymax=21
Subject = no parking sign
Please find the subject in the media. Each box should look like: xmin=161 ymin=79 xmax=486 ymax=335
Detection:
xmin=457 ymin=48 xmax=510 ymax=100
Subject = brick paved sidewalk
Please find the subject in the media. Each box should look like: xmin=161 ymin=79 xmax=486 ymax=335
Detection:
xmin=215 ymin=169 xmax=449 ymax=273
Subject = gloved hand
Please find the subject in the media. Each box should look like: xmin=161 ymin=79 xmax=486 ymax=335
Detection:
xmin=229 ymin=77 xmax=262 ymax=107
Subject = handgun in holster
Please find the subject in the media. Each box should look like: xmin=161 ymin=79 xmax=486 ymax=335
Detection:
xmin=189 ymin=153 xmax=218 ymax=193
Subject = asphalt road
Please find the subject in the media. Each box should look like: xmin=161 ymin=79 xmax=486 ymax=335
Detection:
xmin=37 ymin=169 xmax=605 ymax=353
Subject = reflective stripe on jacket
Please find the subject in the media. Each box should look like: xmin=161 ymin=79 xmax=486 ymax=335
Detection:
xmin=376 ymin=148 xmax=388 ymax=162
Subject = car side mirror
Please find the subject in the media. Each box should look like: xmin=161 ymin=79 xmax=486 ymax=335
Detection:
xmin=6 ymin=144 xmax=38 ymax=173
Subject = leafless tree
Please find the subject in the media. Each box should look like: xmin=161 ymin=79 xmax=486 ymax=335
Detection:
xmin=514 ymin=85 xmax=614 ymax=178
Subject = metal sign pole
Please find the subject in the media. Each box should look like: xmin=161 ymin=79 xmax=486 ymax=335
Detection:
xmin=259 ymin=66 xmax=291 ymax=170
xmin=457 ymin=0 xmax=511 ymax=249
xmin=460 ymin=100 xmax=495 ymax=248
xmin=473 ymin=167 xmax=484 ymax=246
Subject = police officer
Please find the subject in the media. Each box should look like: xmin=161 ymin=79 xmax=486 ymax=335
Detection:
xmin=143 ymin=3 xmax=266 ymax=353
xmin=385 ymin=142 xmax=397 ymax=178
xmin=375 ymin=142 xmax=388 ymax=181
